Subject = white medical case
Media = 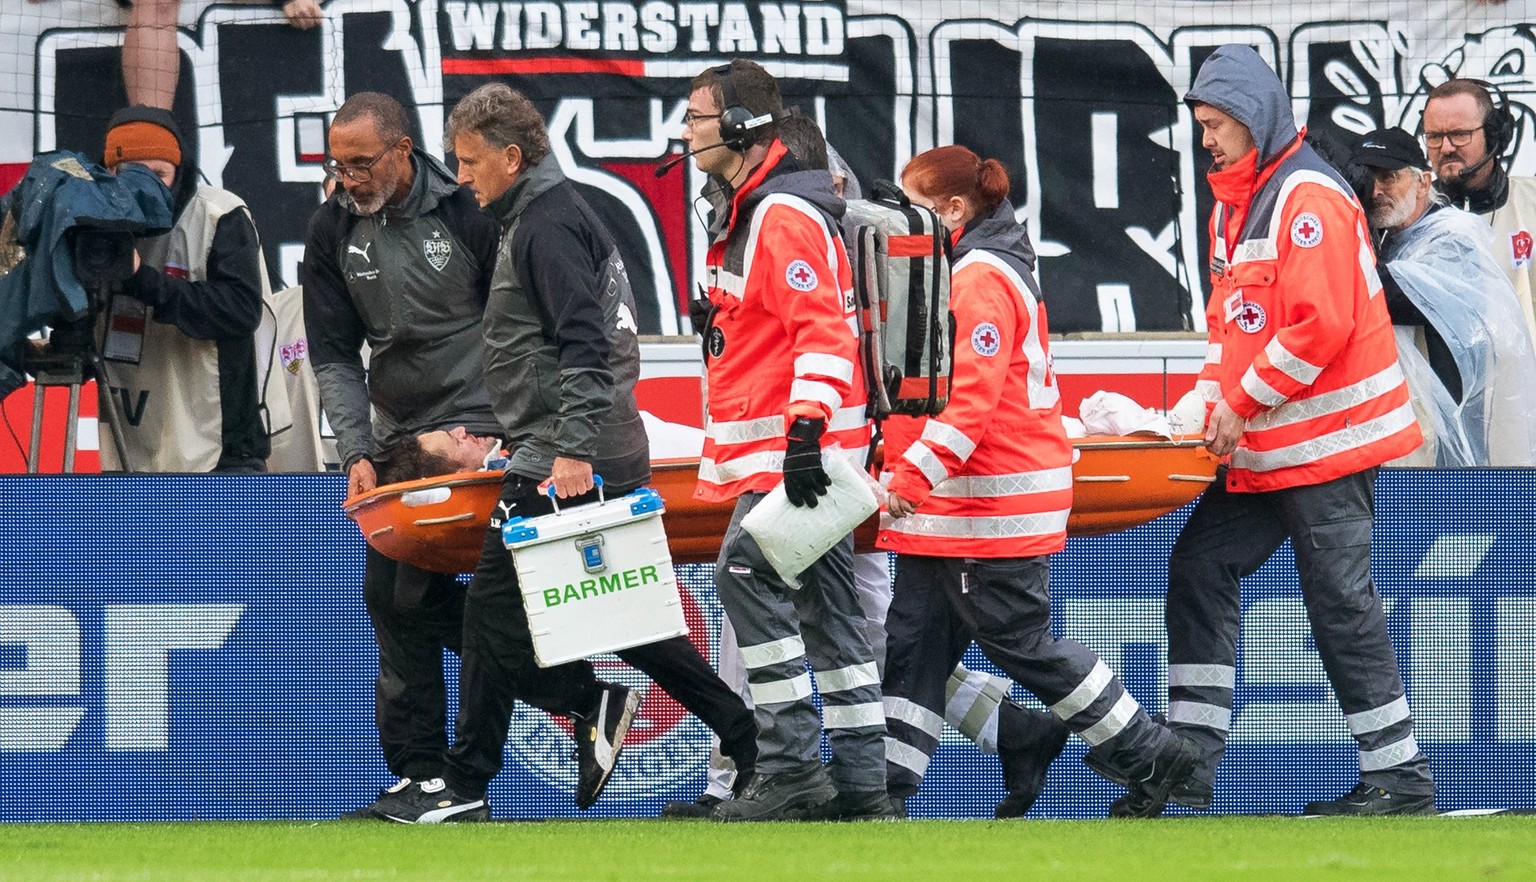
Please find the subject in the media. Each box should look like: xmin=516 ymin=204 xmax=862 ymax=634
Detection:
xmin=502 ymin=485 xmax=687 ymax=667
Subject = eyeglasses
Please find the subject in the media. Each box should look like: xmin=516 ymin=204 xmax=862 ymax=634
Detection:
xmin=683 ymin=111 xmax=722 ymax=128
xmin=1423 ymin=127 xmax=1483 ymax=149
xmin=322 ymin=138 xmax=404 ymax=182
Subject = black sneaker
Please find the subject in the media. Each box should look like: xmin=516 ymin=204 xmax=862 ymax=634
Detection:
xmin=337 ymin=777 xmax=413 ymax=820
xmin=802 ymin=790 xmax=904 ymax=822
xmin=660 ymin=794 xmax=723 ymax=819
xmin=730 ymin=764 xmax=756 ymax=798
xmin=1303 ymin=783 xmax=1437 ymax=816
xmin=711 ymin=763 xmax=837 ymax=822
xmin=373 ymin=778 xmax=490 ymax=824
xmin=995 ymin=710 xmax=1071 ymax=819
xmin=572 ymin=682 xmax=640 ymax=809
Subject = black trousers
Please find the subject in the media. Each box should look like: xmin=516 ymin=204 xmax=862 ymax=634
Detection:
xmin=444 ymin=474 xmax=755 ymax=798
xmin=363 ymin=536 xmax=598 ymax=780
xmin=1166 ymin=467 xmax=1434 ymax=795
xmin=362 ymin=545 xmax=465 ymax=781
xmin=883 ymin=554 xmax=1168 ymax=797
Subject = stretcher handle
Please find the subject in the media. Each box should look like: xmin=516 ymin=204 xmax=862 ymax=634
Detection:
xmin=545 ymin=473 xmax=605 ymax=514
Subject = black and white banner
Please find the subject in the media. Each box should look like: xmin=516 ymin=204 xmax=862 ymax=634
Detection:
xmin=5 ymin=0 xmax=1533 ymax=333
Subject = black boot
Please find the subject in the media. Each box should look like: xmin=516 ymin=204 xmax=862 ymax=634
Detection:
xmin=994 ymin=705 xmax=1071 ymax=818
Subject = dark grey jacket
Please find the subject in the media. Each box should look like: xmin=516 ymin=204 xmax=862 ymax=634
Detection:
xmin=953 ymin=199 xmax=1040 ymax=297
xmin=482 ymin=155 xmax=649 ymax=489
xmin=302 ymin=150 xmax=502 ymax=469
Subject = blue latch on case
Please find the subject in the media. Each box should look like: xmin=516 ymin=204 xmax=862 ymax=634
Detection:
xmin=628 ymin=487 xmax=664 ymax=516
xmin=502 ymin=517 xmax=539 ymax=545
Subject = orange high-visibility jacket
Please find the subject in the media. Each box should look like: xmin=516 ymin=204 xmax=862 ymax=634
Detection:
xmin=878 ymin=201 xmax=1072 ymax=558
xmin=1198 ymin=134 xmax=1421 ymax=492
xmin=694 ymin=142 xmax=870 ymax=502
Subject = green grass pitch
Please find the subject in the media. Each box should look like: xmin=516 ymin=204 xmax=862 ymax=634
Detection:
xmin=2 ymin=816 xmax=1533 ymax=881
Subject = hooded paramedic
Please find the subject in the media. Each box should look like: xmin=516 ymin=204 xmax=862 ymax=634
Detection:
xmin=1112 ymin=44 xmax=1437 ymax=818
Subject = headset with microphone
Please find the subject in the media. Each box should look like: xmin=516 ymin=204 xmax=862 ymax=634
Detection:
xmin=654 ymin=142 xmax=731 ymax=178
xmin=655 ymin=63 xmax=786 ymax=178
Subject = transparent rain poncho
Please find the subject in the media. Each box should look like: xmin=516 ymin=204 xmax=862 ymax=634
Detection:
xmin=1385 ymin=206 xmax=1536 ymax=466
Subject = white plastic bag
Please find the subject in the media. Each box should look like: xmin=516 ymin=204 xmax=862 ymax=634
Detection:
xmin=741 ymin=452 xmax=880 ymax=589
xmin=1079 ymin=390 xmax=1173 ymax=438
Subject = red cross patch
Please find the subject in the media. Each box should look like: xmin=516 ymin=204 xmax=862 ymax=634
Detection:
xmin=785 ymin=259 xmax=818 ymax=291
xmin=1290 ymin=212 xmax=1323 ymax=248
xmin=1511 ymin=230 xmax=1533 ymax=269
xmin=971 ymin=321 xmax=1001 ymax=356
xmin=1235 ymin=300 xmax=1267 ymax=333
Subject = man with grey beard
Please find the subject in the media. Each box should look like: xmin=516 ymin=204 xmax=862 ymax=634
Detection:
xmin=1353 ymin=127 xmax=1536 ymax=466
xmin=302 ymin=91 xmax=505 ymax=817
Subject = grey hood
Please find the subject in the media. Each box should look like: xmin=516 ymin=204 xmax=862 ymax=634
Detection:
xmin=954 ymin=199 xmax=1036 ymax=274
xmin=1185 ymin=44 xmax=1299 ymax=166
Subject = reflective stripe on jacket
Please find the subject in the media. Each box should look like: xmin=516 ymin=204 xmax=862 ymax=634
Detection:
xmin=695 ymin=141 xmax=869 ymax=501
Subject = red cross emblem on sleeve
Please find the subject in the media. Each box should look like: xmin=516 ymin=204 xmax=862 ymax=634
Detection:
xmin=1511 ymin=230 xmax=1533 ymax=268
xmin=1290 ymin=212 xmax=1323 ymax=248
xmin=785 ymin=259 xmax=818 ymax=291
xmin=971 ymin=321 xmax=1001 ymax=356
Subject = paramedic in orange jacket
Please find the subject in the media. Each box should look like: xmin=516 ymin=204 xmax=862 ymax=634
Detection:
xmin=879 ymin=146 xmax=1198 ymax=814
xmin=685 ymin=60 xmax=889 ymax=821
xmin=1118 ymin=44 xmax=1435 ymax=818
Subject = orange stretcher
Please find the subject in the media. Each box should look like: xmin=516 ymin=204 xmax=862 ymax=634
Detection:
xmin=342 ymin=436 xmax=1218 ymax=574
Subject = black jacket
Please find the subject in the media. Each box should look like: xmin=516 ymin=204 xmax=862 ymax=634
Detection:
xmin=301 ymin=150 xmax=502 ymax=469
xmin=480 ymin=155 xmax=649 ymax=489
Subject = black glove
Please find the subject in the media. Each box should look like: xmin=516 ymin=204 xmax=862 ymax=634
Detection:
xmin=782 ymin=416 xmax=829 ymax=508
xmin=687 ymin=290 xmax=715 ymax=335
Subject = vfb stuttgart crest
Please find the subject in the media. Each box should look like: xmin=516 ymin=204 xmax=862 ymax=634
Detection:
xmin=1511 ymin=229 xmax=1533 ymax=269
xmin=424 ymin=230 xmax=452 ymax=271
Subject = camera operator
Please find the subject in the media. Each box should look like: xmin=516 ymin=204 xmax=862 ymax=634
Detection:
xmin=93 ymin=105 xmax=270 ymax=472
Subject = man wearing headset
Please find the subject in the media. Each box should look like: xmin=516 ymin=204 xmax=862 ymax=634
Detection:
xmin=682 ymin=59 xmax=892 ymax=821
xmin=1422 ymin=79 xmax=1536 ymax=345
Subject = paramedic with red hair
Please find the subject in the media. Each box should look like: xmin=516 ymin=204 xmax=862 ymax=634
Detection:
xmin=879 ymin=145 xmax=1199 ymax=814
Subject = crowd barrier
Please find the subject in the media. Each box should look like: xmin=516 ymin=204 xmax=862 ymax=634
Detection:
xmin=0 ymin=470 xmax=1531 ymax=820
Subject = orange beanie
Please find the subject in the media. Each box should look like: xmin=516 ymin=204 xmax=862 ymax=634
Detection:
xmin=104 ymin=120 xmax=182 ymax=167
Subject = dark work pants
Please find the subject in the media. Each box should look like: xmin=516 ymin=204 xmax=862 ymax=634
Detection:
xmin=362 ymin=545 xmax=465 ymax=781
xmin=883 ymin=554 xmax=1170 ymax=798
xmin=1165 ymin=467 xmax=1435 ymax=795
xmin=444 ymin=474 xmax=755 ymax=798
xmin=714 ymin=494 xmax=886 ymax=792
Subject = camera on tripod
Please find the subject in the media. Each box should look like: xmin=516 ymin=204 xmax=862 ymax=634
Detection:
xmin=71 ymin=228 xmax=137 ymax=293
xmin=39 ymin=229 xmax=138 ymax=362
xmin=26 ymin=225 xmax=137 ymax=358
xmin=0 ymin=151 xmax=173 ymax=472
